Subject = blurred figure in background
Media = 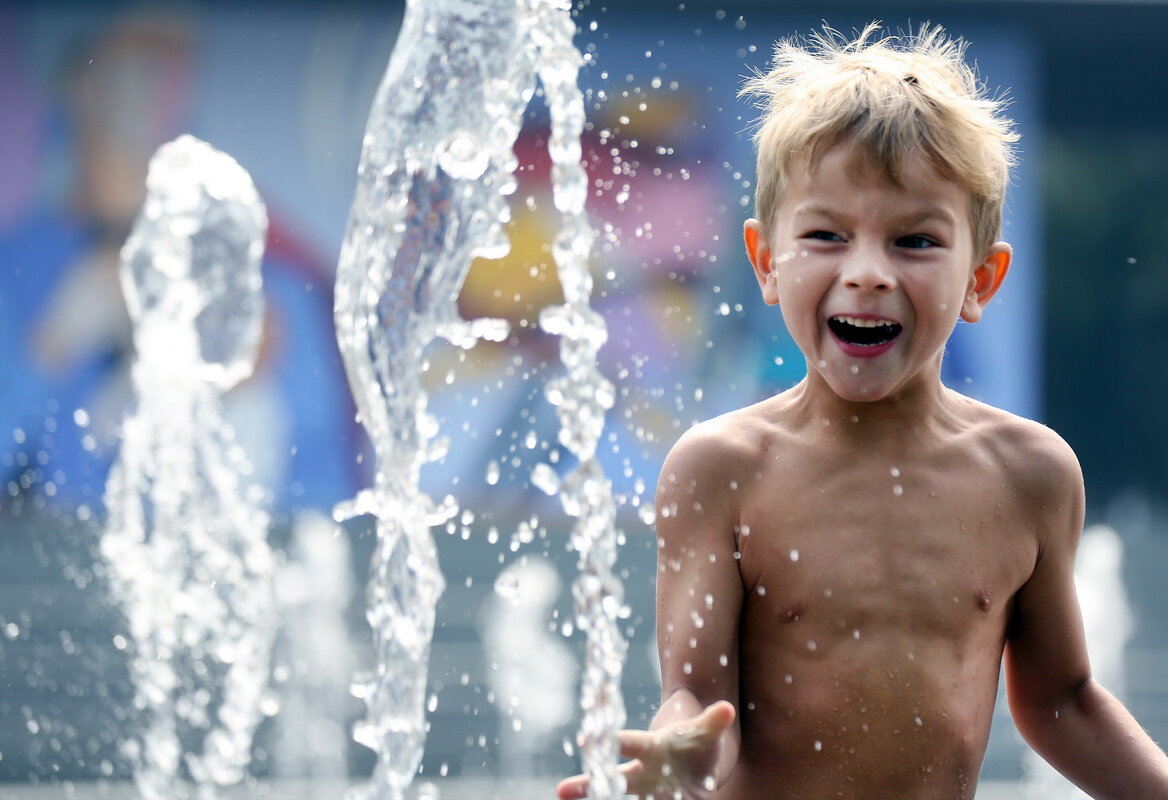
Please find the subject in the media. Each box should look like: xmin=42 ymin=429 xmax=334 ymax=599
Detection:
xmin=0 ymin=11 xmax=355 ymax=521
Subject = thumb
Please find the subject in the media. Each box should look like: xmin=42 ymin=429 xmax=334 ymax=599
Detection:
xmin=696 ymin=700 xmax=736 ymax=734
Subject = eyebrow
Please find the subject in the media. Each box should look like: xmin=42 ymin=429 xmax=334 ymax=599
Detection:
xmin=792 ymin=204 xmax=959 ymax=228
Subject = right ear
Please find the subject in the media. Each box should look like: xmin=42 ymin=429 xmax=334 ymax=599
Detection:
xmin=744 ymin=219 xmax=779 ymax=306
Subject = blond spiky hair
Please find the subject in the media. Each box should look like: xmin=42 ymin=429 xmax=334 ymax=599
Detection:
xmin=741 ymin=22 xmax=1018 ymax=256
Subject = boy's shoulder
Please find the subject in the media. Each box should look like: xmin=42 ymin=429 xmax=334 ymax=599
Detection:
xmin=960 ymin=395 xmax=1075 ymax=457
xmin=952 ymin=393 xmax=1083 ymax=498
xmin=660 ymin=397 xmax=782 ymax=481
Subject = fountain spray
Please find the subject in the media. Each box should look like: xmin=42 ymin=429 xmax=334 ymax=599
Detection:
xmin=333 ymin=0 xmax=625 ymax=797
xmin=102 ymin=134 xmax=276 ymax=800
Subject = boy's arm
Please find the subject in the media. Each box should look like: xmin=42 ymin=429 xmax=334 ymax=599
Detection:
xmin=649 ymin=425 xmax=746 ymax=784
xmin=1005 ymin=435 xmax=1168 ymax=798
xmin=556 ymin=425 xmax=746 ymax=800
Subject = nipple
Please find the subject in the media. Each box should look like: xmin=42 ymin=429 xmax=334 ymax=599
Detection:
xmin=975 ymin=588 xmax=992 ymax=611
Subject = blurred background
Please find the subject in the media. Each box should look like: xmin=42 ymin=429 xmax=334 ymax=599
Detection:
xmin=0 ymin=0 xmax=1165 ymax=797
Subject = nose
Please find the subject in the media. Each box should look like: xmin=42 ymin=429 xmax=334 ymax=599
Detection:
xmin=840 ymin=248 xmax=897 ymax=292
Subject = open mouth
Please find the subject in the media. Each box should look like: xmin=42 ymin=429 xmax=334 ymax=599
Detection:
xmin=828 ymin=315 xmax=903 ymax=347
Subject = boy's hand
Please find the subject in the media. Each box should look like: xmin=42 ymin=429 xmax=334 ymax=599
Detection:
xmin=555 ymin=701 xmax=736 ymax=800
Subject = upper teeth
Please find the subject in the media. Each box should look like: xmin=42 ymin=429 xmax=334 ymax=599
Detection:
xmin=833 ymin=315 xmax=895 ymax=328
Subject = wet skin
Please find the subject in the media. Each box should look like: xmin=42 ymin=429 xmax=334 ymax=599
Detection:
xmin=647 ymin=146 xmax=1047 ymax=799
xmin=560 ymin=144 xmax=1168 ymax=800
xmin=663 ymin=388 xmax=1060 ymax=799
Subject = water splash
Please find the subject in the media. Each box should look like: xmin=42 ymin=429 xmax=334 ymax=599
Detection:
xmin=482 ymin=558 xmax=576 ymax=778
xmin=333 ymin=0 xmax=624 ymax=796
xmin=101 ymin=134 xmax=276 ymax=800
xmin=534 ymin=5 xmax=628 ymax=795
xmin=272 ymin=511 xmax=355 ymax=788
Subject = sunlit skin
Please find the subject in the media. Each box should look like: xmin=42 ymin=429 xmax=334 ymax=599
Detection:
xmin=557 ymin=144 xmax=1168 ymax=799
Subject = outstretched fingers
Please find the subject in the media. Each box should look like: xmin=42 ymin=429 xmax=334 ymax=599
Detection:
xmin=556 ymin=704 xmax=736 ymax=800
xmin=697 ymin=700 xmax=736 ymax=735
xmin=555 ymin=755 xmax=646 ymax=800
xmin=619 ymin=729 xmax=660 ymax=760
xmin=554 ymin=730 xmax=650 ymax=800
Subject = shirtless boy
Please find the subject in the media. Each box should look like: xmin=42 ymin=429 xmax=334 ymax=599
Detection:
xmin=557 ymin=23 xmax=1168 ymax=800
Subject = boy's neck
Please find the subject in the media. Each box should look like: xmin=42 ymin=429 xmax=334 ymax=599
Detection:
xmin=785 ymin=369 xmax=961 ymax=444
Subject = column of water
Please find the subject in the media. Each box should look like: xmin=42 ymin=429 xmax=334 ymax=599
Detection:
xmin=332 ymin=1 xmax=536 ymax=797
xmin=531 ymin=2 xmax=628 ymax=797
xmin=101 ymin=135 xmax=275 ymax=800
xmin=333 ymin=0 xmax=625 ymax=797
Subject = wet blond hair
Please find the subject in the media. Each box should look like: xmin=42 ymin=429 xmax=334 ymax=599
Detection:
xmin=741 ymin=23 xmax=1018 ymax=256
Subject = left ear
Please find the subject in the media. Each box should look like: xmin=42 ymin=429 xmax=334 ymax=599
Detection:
xmin=960 ymin=242 xmax=1012 ymax=323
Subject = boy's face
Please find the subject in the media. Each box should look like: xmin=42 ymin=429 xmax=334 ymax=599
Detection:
xmin=744 ymin=144 xmax=1011 ymax=405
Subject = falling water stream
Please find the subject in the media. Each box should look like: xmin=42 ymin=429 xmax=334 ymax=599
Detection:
xmin=333 ymin=0 xmax=624 ymax=798
xmin=101 ymin=135 xmax=276 ymax=800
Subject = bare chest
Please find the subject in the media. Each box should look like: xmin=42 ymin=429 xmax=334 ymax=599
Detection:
xmin=734 ymin=452 xmax=1038 ymax=638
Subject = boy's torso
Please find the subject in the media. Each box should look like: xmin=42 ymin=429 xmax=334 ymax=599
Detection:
xmin=706 ymin=388 xmax=1052 ymax=800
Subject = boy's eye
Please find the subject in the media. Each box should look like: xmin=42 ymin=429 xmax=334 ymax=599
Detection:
xmin=804 ymin=230 xmax=843 ymax=242
xmin=896 ymin=234 xmax=938 ymax=249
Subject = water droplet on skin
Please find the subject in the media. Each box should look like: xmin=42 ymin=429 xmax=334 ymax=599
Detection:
xmin=807 ymin=640 xmax=817 ymax=651
xmin=892 ymin=484 xmax=904 ymax=496
xmin=683 ymin=662 xmax=693 ymax=675
xmin=703 ymin=775 xmax=716 ymax=790
xmin=789 ymin=549 xmax=799 ymax=562
xmin=719 ymin=653 xmax=728 ymax=667
xmin=757 ymin=586 xmax=766 ymax=596
xmin=914 ymin=716 xmax=923 ymax=726
xmin=814 ymin=740 xmax=822 ymax=751
xmin=849 ymin=365 xmax=859 ymax=375
xmin=890 ymin=467 xmax=900 ymax=477
xmin=853 ymin=629 xmax=860 ymax=639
